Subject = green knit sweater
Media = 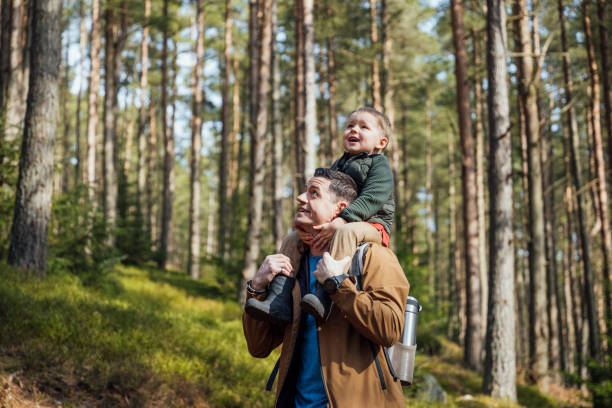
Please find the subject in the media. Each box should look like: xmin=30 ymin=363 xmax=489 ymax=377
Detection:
xmin=330 ymin=152 xmax=395 ymax=234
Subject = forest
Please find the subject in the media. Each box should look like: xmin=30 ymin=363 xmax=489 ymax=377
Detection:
xmin=0 ymin=0 xmax=611 ymax=406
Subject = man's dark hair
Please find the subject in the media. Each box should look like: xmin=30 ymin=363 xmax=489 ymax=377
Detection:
xmin=313 ymin=168 xmax=358 ymax=203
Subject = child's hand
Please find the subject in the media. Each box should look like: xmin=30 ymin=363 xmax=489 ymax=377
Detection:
xmin=311 ymin=217 xmax=347 ymax=252
xmin=295 ymin=225 xmax=315 ymax=246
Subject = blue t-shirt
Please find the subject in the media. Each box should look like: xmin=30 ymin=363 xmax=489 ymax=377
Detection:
xmin=295 ymin=254 xmax=329 ymax=408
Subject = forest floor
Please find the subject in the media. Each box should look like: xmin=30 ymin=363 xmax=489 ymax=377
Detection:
xmin=0 ymin=262 xmax=591 ymax=408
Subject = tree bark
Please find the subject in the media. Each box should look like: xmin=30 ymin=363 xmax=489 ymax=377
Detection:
xmin=146 ymin=104 xmax=157 ymax=246
xmin=86 ymin=0 xmax=100 ymax=213
xmin=271 ymin=0 xmax=283 ymax=251
xmin=515 ymin=0 xmax=549 ymax=387
xmin=137 ymin=0 xmax=150 ymax=241
xmin=596 ymin=0 xmax=612 ymax=166
xmin=218 ymin=0 xmax=232 ymax=259
xmin=294 ymin=0 xmax=305 ymax=190
xmin=303 ymin=0 xmax=316 ymax=180
xmin=3 ymin=0 xmax=30 ymax=145
xmin=60 ymin=37 xmax=70 ymax=193
xmin=74 ymin=0 xmax=86 ymax=186
xmin=369 ymin=0 xmax=381 ymax=110
xmin=8 ymin=0 xmax=62 ymax=276
xmin=241 ymin=0 xmax=273 ymax=303
xmin=102 ymin=6 xmax=117 ymax=245
xmin=448 ymin=130 xmax=461 ymax=341
xmin=583 ymin=0 xmax=612 ymax=342
xmin=472 ymin=27 xmax=488 ymax=329
xmin=425 ymin=96 xmax=434 ymax=302
xmin=450 ymin=0 xmax=482 ymax=372
xmin=159 ymin=0 xmax=174 ymax=269
xmin=557 ymin=0 xmax=600 ymax=362
xmin=189 ymin=0 xmax=204 ymax=279
xmin=326 ymin=35 xmax=338 ymax=160
xmin=482 ymin=0 xmax=517 ymax=399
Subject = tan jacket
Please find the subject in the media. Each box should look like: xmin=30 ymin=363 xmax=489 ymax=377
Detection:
xmin=243 ymin=244 xmax=410 ymax=407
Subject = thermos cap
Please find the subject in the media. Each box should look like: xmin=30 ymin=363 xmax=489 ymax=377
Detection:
xmin=405 ymin=296 xmax=422 ymax=312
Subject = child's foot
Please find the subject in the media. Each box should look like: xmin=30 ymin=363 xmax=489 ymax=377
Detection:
xmin=245 ymin=275 xmax=294 ymax=324
xmin=301 ymin=285 xmax=332 ymax=323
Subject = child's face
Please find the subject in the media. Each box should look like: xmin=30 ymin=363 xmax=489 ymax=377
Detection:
xmin=342 ymin=111 xmax=388 ymax=155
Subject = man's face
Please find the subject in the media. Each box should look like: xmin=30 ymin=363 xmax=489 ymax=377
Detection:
xmin=294 ymin=177 xmax=343 ymax=230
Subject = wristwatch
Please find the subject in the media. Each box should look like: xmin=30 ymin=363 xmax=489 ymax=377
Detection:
xmin=323 ymin=274 xmax=349 ymax=295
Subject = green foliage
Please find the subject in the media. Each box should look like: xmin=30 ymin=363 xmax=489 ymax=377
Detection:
xmin=0 ymin=121 xmax=19 ymax=259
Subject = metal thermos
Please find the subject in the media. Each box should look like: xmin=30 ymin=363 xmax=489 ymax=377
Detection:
xmin=401 ymin=296 xmax=422 ymax=346
xmin=387 ymin=296 xmax=421 ymax=385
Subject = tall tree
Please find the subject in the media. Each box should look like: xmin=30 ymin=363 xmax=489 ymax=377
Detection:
xmin=241 ymin=0 xmax=273 ymax=301
xmin=74 ymin=0 xmax=87 ymax=186
xmin=583 ymin=0 xmax=612 ymax=335
xmin=369 ymin=0 xmax=381 ymax=110
xmin=596 ymin=0 xmax=612 ymax=164
xmin=2 ymin=0 xmax=30 ymax=146
xmin=482 ymin=0 xmax=516 ymax=399
xmin=189 ymin=0 xmax=204 ymax=279
xmin=86 ymin=0 xmax=101 ymax=212
xmin=8 ymin=0 xmax=62 ymax=276
xmin=557 ymin=0 xmax=599 ymax=362
xmin=325 ymin=0 xmax=338 ymax=160
xmin=472 ymin=27 xmax=488 ymax=325
xmin=137 ymin=0 xmax=151 ymax=235
xmin=159 ymin=0 xmax=174 ymax=269
xmin=450 ymin=0 xmax=482 ymax=372
xmin=294 ymin=0 xmax=305 ymax=189
xmin=271 ymin=0 xmax=283 ymax=251
xmin=303 ymin=0 xmax=316 ymax=179
xmin=515 ymin=0 xmax=549 ymax=387
xmin=218 ymin=0 xmax=232 ymax=259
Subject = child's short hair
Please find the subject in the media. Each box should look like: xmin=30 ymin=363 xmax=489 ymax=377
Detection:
xmin=349 ymin=107 xmax=392 ymax=143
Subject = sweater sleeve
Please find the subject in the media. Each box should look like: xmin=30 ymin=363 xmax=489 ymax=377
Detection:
xmin=338 ymin=155 xmax=394 ymax=223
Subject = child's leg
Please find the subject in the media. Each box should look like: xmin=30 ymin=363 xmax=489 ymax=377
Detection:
xmin=279 ymin=230 xmax=305 ymax=273
xmin=328 ymin=222 xmax=381 ymax=272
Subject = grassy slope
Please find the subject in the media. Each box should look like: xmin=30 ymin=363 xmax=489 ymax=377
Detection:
xmin=0 ymin=263 xmax=589 ymax=407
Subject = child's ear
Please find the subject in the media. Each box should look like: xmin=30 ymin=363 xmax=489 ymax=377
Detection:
xmin=376 ymin=136 xmax=389 ymax=150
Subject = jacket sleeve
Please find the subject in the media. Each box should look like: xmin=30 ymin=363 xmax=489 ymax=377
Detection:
xmin=330 ymin=245 xmax=410 ymax=347
xmin=338 ymin=155 xmax=394 ymax=223
xmin=242 ymin=291 xmax=285 ymax=358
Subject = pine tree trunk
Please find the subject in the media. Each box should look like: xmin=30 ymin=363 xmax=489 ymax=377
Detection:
xmin=102 ymin=7 xmax=117 ymax=245
xmin=0 ymin=0 xmax=11 ymax=109
xmin=472 ymin=27 xmax=488 ymax=328
xmin=303 ymin=0 xmax=316 ymax=180
xmin=326 ymin=35 xmax=338 ymax=160
xmin=369 ymin=0 xmax=381 ymax=110
xmin=425 ymin=97 xmax=433 ymax=301
xmin=218 ymin=0 xmax=232 ymax=259
xmin=583 ymin=0 xmax=612 ymax=342
xmin=8 ymin=0 xmax=62 ymax=277
xmin=4 ymin=0 xmax=30 ymax=145
xmin=557 ymin=0 xmax=600 ymax=362
xmin=86 ymin=0 xmax=100 ymax=210
xmin=61 ymin=39 xmax=70 ymax=193
xmin=159 ymin=0 xmax=173 ymax=269
xmin=271 ymin=0 xmax=283 ymax=251
xmin=294 ymin=0 xmax=305 ymax=190
xmin=74 ymin=0 xmax=86 ymax=186
xmin=450 ymin=0 xmax=482 ymax=372
xmin=515 ymin=0 xmax=549 ymax=387
xmin=596 ymin=0 xmax=612 ymax=166
xmin=137 ymin=0 xmax=150 ymax=238
xmin=482 ymin=0 xmax=516 ymax=399
xmin=241 ymin=0 xmax=273 ymax=303
xmin=146 ymin=104 xmax=156 ymax=245
xmin=189 ymin=0 xmax=204 ymax=279
xmin=448 ymin=130 xmax=461 ymax=341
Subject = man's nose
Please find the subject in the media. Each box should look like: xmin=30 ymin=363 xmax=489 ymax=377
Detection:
xmin=297 ymin=192 xmax=307 ymax=203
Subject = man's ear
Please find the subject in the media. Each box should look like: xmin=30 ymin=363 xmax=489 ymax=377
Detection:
xmin=335 ymin=201 xmax=348 ymax=215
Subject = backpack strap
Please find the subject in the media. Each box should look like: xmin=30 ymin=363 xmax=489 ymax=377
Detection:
xmin=350 ymin=242 xmax=399 ymax=385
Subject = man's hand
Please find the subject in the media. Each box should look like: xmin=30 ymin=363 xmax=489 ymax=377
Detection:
xmin=311 ymin=217 xmax=347 ymax=252
xmin=251 ymin=254 xmax=294 ymax=291
xmin=313 ymin=252 xmax=351 ymax=284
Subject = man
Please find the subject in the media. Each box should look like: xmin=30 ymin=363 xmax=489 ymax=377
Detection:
xmin=243 ymin=168 xmax=410 ymax=407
